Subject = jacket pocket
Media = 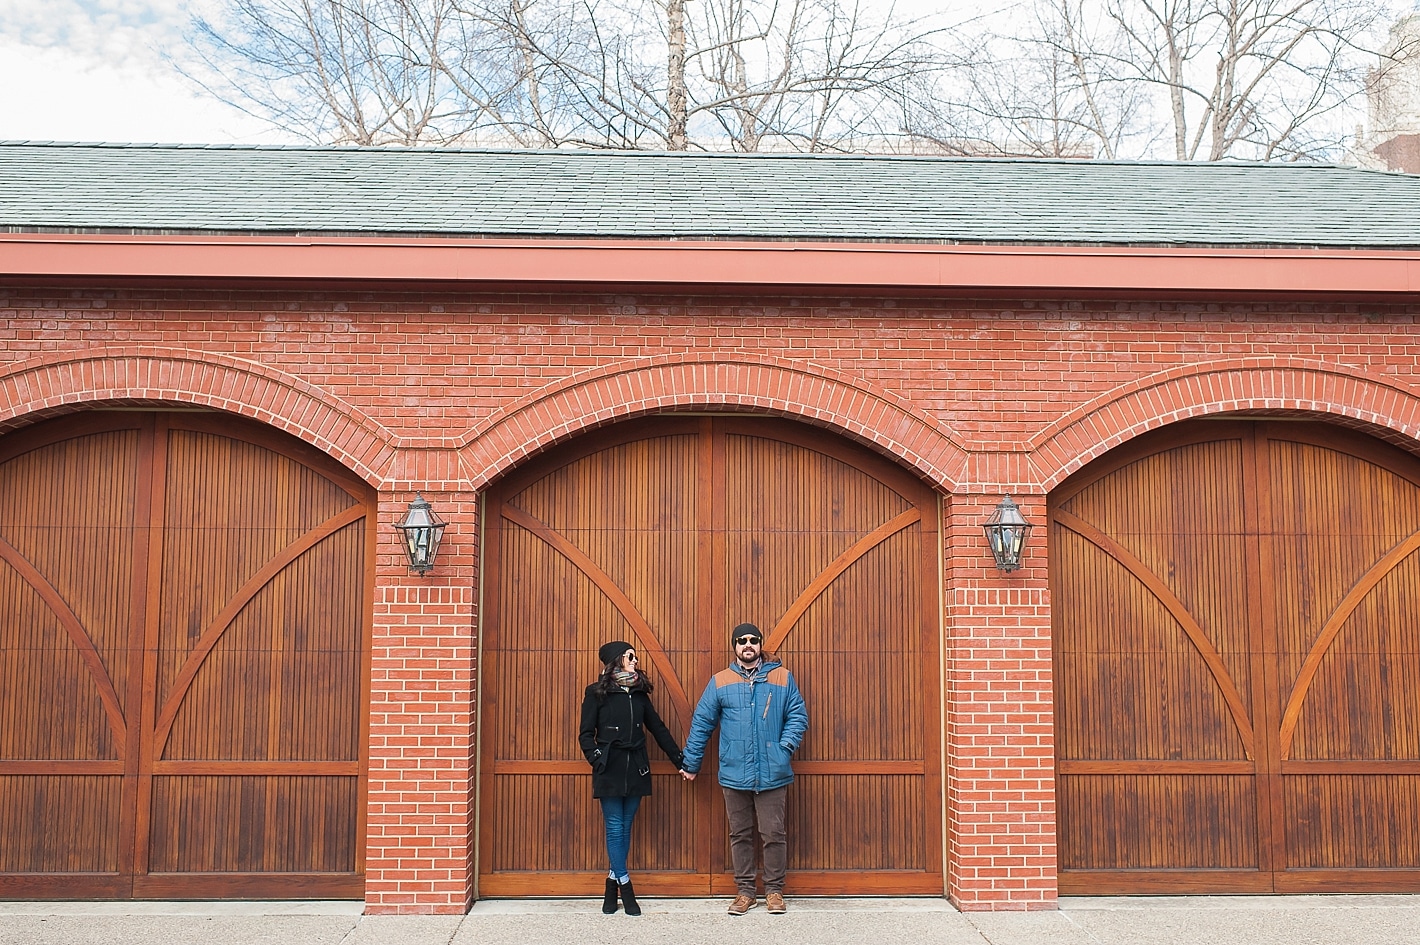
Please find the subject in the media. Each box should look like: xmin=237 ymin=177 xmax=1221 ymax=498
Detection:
xmin=719 ymin=739 xmax=750 ymax=786
xmin=766 ymin=741 xmax=793 ymax=783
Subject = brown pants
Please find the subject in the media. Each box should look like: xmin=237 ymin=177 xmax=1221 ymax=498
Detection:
xmin=722 ymin=785 xmax=788 ymax=895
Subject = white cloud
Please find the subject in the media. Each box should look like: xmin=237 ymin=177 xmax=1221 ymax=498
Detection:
xmin=0 ymin=0 xmax=293 ymax=144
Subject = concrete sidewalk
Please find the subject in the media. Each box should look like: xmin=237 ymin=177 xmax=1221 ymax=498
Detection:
xmin=1 ymin=896 xmax=1418 ymax=945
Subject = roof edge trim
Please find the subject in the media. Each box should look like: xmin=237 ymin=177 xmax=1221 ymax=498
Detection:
xmin=1 ymin=233 xmax=1418 ymax=295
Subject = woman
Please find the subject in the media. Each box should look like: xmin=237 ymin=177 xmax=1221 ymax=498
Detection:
xmin=578 ymin=639 xmax=685 ymax=916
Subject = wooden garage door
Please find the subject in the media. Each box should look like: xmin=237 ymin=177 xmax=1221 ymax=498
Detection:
xmin=479 ymin=416 xmax=941 ymax=896
xmin=0 ymin=411 xmax=373 ymax=899
xmin=1053 ymin=419 xmax=1420 ymax=894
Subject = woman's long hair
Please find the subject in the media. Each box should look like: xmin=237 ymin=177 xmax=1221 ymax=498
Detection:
xmin=592 ymin=654 xmax=654 ymax=700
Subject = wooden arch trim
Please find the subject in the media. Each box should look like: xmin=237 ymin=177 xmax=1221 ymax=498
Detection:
xmin=1054 ymin=508 xmax=1256 ymax=758
xmin=1277 ymin=528 xmax=1420 ymax=760
xmin=766 ymin=508 xmax=922 ymax=654
xmin=0 ymin=535 xmax=127 ymax=753
xmin=150 ymin=504 xmax=368 ymax=756
xmin=500 ymin=503 xmax=692 ymax=722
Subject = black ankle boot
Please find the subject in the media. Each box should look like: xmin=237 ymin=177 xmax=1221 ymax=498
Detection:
xmin=619 ymin=880 xmax=641 ymax=916
xmin=601 ymin=877 xmax=619 ymax=914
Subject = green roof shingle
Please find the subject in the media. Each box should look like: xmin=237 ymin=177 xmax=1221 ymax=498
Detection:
xmin=2 ymin=142 xmax=1418 ymax=247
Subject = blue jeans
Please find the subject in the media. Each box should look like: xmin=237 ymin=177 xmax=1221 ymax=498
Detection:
xmin=599 ymin=795 xmax=642 ymax=882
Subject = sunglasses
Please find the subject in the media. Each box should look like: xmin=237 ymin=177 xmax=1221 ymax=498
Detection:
xmin=734 ymin=636 xmax=762 ymax=646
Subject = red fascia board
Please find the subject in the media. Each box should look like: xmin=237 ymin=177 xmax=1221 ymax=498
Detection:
xmin=1 ymin=233 xmax=1419 ymax=296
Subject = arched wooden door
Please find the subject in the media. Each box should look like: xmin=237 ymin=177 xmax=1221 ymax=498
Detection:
xmin=479 ymin=416 xmax=942 ymax=897
xmin=0 ymin=411 xmax=373 ymax=899
xmin=1052 ymin=419 xmax=1420 ymax=894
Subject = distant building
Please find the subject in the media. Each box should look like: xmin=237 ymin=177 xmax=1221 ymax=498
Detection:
xmin=1355 ymin=12 xmax=1420 ymax=173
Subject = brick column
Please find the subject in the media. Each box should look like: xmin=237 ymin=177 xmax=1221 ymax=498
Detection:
xmin=364 ymin=492 xmax=478 ymax=913
xmin=943 ymin=493 xmax=1057 ymax=910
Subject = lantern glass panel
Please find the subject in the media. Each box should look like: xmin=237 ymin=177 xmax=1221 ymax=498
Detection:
xmin=983 ymin=496 xmax=1032 ymax=571
xmin=395 ymin=496 xmax=447 ymax=572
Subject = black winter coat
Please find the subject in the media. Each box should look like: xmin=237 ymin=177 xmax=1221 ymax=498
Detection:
xmin=578 ymin=682 xmax=684 ymax=798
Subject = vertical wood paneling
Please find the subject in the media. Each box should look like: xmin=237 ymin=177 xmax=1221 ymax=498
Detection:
xmin=0 ymin=776 xmax=124 ymax=872
xmin=0 ymin=567 xmax=119 ymax=762
xmin=1290 ymin=557 xmax=1420 ymax=762
xmin=1266 ymin=441 xmax=1410 ymax=720
xmin=148 ymin=775 xmax=357 ymax=873
xmin=1053 ymin=527 xmax=1247 ymax=762
xmin=1264 ymin=428 xmax=1420 ymax=880
xmin=0 ymin=421 xmax=142 ymax=893
xmin=0 ymin=412 xmax=372 ymax=899
xmin=1057 ymin=774 xmax=1259 ymax=869
xmin=785 ymin=775 xmax=927 ymax=870
xmin=162 ymin=524 xmax=365 ymax=764
xmin=1282 ymin=775 xmax=1420 ymax=869
xmin=0 ymin=429 xmax=141 ymax=719
xmin=142 ymin=418 xmax=369 ymax=889
xmin=722 ymin=427 xmax=935 ymax=881
xmin=490 ymin=775 xmax=602 ymax=872
xmin=156 ymin=430 xmax=352 ymax=711
xmin=1054 ymin=419 xmax=1420 ymax=894
xmin=487 ymin=430 xmax=701 ymax=878
xmin=480 ymin=417 xmax=942 ymax=895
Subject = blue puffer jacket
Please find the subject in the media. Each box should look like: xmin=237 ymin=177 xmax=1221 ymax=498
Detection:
xmin=681 ymin=658 xmax=808 ymax=791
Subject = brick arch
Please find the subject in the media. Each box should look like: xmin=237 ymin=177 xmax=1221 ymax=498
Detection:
xmin=1031 ymin=358 xmax=1420 ymax=491
xmin=460 ymin=354 xmax=966 ymax=490
xmin=0 ymin=347 xmax=396 ymax=488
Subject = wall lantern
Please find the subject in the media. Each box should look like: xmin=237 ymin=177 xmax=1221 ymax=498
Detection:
xmin=983 ymin=495 xmax=1032 ymax=572
xmin=394 ymin=495 xmax=447 ymax=574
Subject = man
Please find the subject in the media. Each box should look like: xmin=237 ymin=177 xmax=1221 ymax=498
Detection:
xmin=681 ymin=622 xmax=808 ymax=915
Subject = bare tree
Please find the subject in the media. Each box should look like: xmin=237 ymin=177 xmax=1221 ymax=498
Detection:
xmin=965 ymin=0 xmax=1406 ymax=161
xmin=941 ymin=0 xmax=1151 ymax=158
xmin=674 ymin=0 xmax=953 ymax=151
xmin=185 ymin=0 xmax=520 ymax=144
xmin=183 ymin=0 xmax=967 ymax=150
xmin=1114 ymin=0 xmax=1385 ymax=160
xmin=450 ymin=0 xmax=968 ymax=150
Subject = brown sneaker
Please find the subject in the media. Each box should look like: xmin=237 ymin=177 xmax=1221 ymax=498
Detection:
xmin=727 ymin=894 xmax=757 ymax=915
xmin=766 ymin=892 xmax=786 ymax=914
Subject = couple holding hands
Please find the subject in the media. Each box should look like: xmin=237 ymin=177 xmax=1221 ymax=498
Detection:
xmin=577 ymin=623 xmax=809 ymax=917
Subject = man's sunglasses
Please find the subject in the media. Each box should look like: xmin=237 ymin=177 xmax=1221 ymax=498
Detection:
xmin=735 ymin=636 xmax=762 ymax=646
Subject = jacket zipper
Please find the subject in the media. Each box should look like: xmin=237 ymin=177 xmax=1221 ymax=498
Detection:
xmin=624 ymin=690 xmax=635 ymax=783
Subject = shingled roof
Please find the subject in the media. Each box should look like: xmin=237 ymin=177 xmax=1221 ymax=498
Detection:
xmin=2 ymin=142 xmax=1419 ymax=248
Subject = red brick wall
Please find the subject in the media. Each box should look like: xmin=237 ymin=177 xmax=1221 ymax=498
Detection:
xmin=365 ymin=493 xmax=479 ymax=913
xmin=944 ymin=494 xmax=1055 ymax=910
xmin=3 ymin=284 xmax=1419 ymax=912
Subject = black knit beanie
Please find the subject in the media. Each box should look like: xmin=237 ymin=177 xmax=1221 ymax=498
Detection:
xmin=599 ymin=640 xmax=633 ymax=665
xmin=731 ymin=623 xmax=762 ymax=646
